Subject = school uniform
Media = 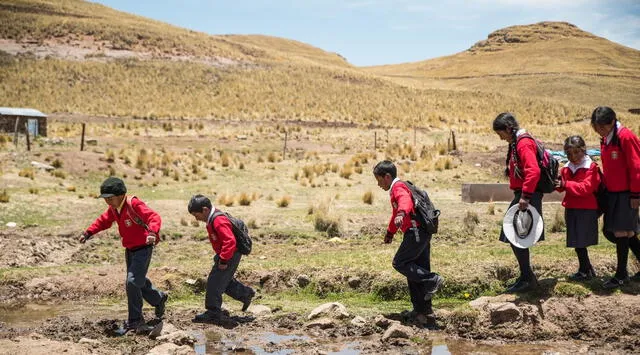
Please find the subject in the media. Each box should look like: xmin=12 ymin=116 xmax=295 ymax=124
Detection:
xmin=204 ymin=208 xmax=254 ymax=314
xmin=499 ymin=129 xmax=545 ymax=244
xmin=387 ymin=178 xmax=441 ymax=315
xmin=557 ymin=156 xmax=600 ymax=248
xmin=600 ymin=123 xmax=640 ymax=233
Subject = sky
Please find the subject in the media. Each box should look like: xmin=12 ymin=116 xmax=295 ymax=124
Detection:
xmin=93 ymin=0 xmax=640 ymax=66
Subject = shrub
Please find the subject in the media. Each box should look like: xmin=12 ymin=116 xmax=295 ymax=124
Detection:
xmin=339 ymin=165 xmax=353 ymax=179
xmin=66 ymin=186 xmax=76 ymax=192
xmin=29 ymin=187 xmax=39 ymax=194
xmin=180 ymin=217 xmax=188 ymax=226
xmin=550 ymin=208 xmax=565 ymax=233
xmin=51 ymin=170 xmax=66 ymax=179
xmin=313 ymin=201 xmax=342 ymax=237
xmin=276 ymin=195 xmax=291 ymax=208
xmin=238 ymin=192 xmax=252 ymax=206
xmin=19 ymin=168 xmax=35 ymax=180
xmin=463 ymin=211 xmax=480 ymax=233
xmin=362 ymin=190 xmax=374 ymax=205
xmin=487 ymin=201 xmax=495 ymax=215
xmin=0 ymin=190 xmax=9 ymax=203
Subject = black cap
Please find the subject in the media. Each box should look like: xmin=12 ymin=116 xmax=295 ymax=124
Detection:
xmin=99 ymin=177 xmax=127 ymax=198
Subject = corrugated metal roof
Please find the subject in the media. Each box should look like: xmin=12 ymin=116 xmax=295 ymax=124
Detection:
xmin=0 ymin=107 xmax=47 ymax=117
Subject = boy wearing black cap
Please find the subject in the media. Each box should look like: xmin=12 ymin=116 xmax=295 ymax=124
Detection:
xmin=79 ymin=177 xmax=167 ymax=334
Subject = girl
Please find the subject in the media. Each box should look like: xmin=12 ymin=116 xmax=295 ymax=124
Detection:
xmin=591 ymin=106 xmax=640 ymax=289
xmin=493 ymin=112 xmax=544 ymax=293
xmin=556 ymin=136 xmax=600 ymax=280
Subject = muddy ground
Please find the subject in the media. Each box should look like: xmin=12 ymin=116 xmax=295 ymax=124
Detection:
xmin=1 ymin=229 xmax=640 ymax=354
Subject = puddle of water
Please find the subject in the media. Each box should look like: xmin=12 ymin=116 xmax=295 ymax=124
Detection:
xmin=328 ymin=341 xmax=361 ymax=355
xmin=0 ymin=303 xmax=63 ymax=326
xmin=263 ymin=332 xmax=310 ymax=344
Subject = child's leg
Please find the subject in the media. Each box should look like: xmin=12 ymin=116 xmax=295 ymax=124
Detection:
xmin=575 ymin=247 xmax=591 ymax=273
xmin=205 ymin=254 xmax=239 ymax=312
xmin=511 ymin=244 xmax=534 ymax=281
xmin=614 ymin=233 xmax=633 ymax=280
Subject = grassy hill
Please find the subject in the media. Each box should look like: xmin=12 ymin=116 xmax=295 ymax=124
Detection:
xmin=0 ymin=1 xmax=637 ymax=130
xmin=365 ymin=22 xmax=640 ymax=111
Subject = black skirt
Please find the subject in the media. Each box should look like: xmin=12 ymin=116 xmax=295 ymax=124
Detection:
xmin=499 ymin=190 xmax=545 ymax=244
xmin=565 ymin=209 xmax=598 ymax=248
xmin=603 ymin=191 xmax=639 ymax=233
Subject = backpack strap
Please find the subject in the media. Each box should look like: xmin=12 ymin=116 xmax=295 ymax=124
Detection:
xmin=125 ymin=196 xmax=153 ymax=234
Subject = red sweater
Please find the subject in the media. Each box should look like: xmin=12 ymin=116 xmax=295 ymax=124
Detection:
xmin=557 ymin=162 xmax=600 ymax=210
xmin=206 ymin=211 xmax=237 ymax=262
xmin=509 ymin=134 xmax=541 ymax=199
xmin=85 ymin=196 xmax=161 ymax=249
xmin=387 ymin=180 xmax=417 ymax=235
xmin=601 ymin=126 xmax=640 ymax=197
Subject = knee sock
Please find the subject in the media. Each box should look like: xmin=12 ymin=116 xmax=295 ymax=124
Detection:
xmin=629 ymin=236 xmax=640 ymax=264
xmin=511 ymin=244 xmax=533 ymax=280
xmin=575 ymin=248 xmax=590 ymax=272
xmin=615 ymin=238 xmax=630 ymax=280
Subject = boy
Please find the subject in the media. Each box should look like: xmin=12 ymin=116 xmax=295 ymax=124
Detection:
xmin=188 ymin=194 xmax=255 ymax=322
xmin=79 ymin=177 xmax=167 ymax=333
xmin=373 ymin=160 xmax=444 ymax=328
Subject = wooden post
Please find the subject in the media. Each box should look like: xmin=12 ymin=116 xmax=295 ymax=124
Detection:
xmin=451 ymin=130 xmax=457 ymax=151
xmin=24 ymin=122 xmax=31 ymax=151
xmin=282 ymin=130 xmax=287 ymax=160
xmin=14 ymin=117 xmax=19 ymax=147
xmin=374 ymin=131 xmax=377 ymax=150
xmin=80 ymin=123 xmax=86 ymax=151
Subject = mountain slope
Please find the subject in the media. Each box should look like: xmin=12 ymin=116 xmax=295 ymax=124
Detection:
xmin=365 ymin=22 xmax=640 ymax=110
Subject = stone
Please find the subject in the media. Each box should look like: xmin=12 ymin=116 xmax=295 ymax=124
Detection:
xmin=248 ymin=305 xmax=272 ymax=316
xmin=306 ymin=317 xmax=336 ymax=329
xmin=308 ymin=302 xmax=350 ymax=320
xmin=347 ymin=277 xmax=361 ymax=288
xmin=381 ymin=323 xmax=414 ymax=342
xmin=30 ymin=161 xmax=55 ymax=171
xmin=147 ymin=342 xmax=194 ymax=355
xmin=350 ymin=316 xmax=367 ymax=326
xmin=297 ymin=274 xmax=311 ymax=288
xmin=78 ymin=338 xmax=101 ymax=347
xmin=374 ymin=315 xmax=397 ymax=328
xmin=156 ymin=330 xmax=196 ymax=346
xmin=488 ymin=302 xmax=522 ymax=325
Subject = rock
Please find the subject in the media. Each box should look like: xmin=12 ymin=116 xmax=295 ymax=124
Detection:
xmin=30 ymin=161 xmax=55 ymax=171
xmin=6 ymin=222 xmax=17 ymax=228
xmin=327 ymin=237 xmax=344 ymax=243
xmin=235 ymin=135 xmax=247 ymax=140
xmin=306 ymin=317 xmax=336 ymax=329
xmin=86 ymin=139 xmax=98 ymax=146
xmin=308 ymin=302 xmax=350 ymax=320
xmin=159 ymin=322 xmax=179 ymax=336
xmin=248 ymin=305 xmax=272 ymax=316
xmin=350 ymin=316 xmax=367 ymax=326
xmin=297 ymin=274 xmax=311 ymax=287
xmin=347 ymin=277 xmax=361 ymax=288
xmin=156 ymin=330 xmax=196 ymax=346
xmin=374 ymin=315 xmax=397 ymax=328
xmin=488 ymin=302 xmax=522 ymax=325
xmin=469 ymin=296 xmax=493 ymax=310
xmin=78 ymin=337 xmax=101 ymax=347
xmin=147 ymin=342 xmax=194 ymax=355
xmin=381 ymin=323 xmax=414 ymax=342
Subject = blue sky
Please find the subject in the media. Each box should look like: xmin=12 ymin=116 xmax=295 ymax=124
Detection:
xmin=93 ymin=0 xmax=640 ymax=66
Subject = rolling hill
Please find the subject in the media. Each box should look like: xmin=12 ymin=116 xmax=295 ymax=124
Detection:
xmin=0 ymin=1 xmax=638 ymax=130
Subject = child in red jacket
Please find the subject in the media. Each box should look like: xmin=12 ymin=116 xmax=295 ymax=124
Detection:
xmin=188 ymin=194 xmax=255 ymax=322
xmin=373 ymin=160 xmax=444 ymax=329
xmin=79 ymin=177 xmax=167 ymax=333
xmin=555 ymin=136 xmax=600 ymax=280
xmin=493 ymin=112 xmax=544 ymax=293
xmin=591 ymin=106 xmax=640 ymax=289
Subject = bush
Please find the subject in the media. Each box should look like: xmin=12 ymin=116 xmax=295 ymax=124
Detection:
xmin=276 ymin=195 xmax=291 ymax=208
xmin=51 ymin=158 xmax=63 ymax=169
xmin=0 ymin=190 xmax=9 ymax=203
xmin=19 ymin=168 xmax=35 ymax=180
xmin=238 ymin=192 xmax=252 ymax=206
xmin=362 ymin=190 xmax=373 ymax=205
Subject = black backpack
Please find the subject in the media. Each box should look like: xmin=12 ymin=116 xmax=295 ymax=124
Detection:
xmin=211 ymin=210 xmax=252 ymax=255
xmin=593 ymin=167 xmax=607 ymax=217
xmin=402 ymin=181 xmax=440 ymax=234
xmin=509 ymin=133 xmax=559 ymax=193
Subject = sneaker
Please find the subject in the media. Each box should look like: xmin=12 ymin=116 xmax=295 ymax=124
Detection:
xmin=155 ymin=293 xmax=168 ymax=319
xmin=602 ymin=277 xmax=629 ymax=290
xmin=241 ymin=289 xmax=255 ymax=312
xmin=424 ymin=275 xmax=445 ymax=301
xmin=192 ymin=310 xmax=223 ymax=323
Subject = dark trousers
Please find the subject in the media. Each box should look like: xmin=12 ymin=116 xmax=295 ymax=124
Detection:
xmin=392 ymin=227 xmax=438 ymax=314
xmin=206 ymin=251 xmax=254 ymax=312
xmin=125 ymin=246 xmax=164 ymax=323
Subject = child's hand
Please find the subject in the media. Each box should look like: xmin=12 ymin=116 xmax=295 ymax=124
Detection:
xmin=631 ymin=198 xmax=639 ymax=209
xmin=394 ymin=212 xmax=404 ymax=227
xmin=218 ymin=262 xmax=228 ymax=270
xmin=146 ymin=233 xmax=157 ymax=245
xmin=78 ymin=232 xmax=90 ymax=243
xmin=384 ymin=232 xmax=393 ymax=244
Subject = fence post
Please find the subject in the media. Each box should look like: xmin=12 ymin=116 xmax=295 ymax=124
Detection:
xmin=24 ymin=122 xmax=31 ymax=151
xmin=14 ymin=117 xmax=19 ymax=147
xmin=374 ymin=131 xmax=377 ymax=150
xmin=80 ymin=123 xmax=86 ymax=151
xmin=282 ymin=130 xmax=287 ymax=160
xmin=451 ymin=130 xmax=457 ymax=151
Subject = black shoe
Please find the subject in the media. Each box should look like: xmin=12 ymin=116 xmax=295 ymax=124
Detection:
xmin=569 ymin=267 xmax=596 ymax=281
xmin=424 ymin=275 xmax=445 ymax=301
xmin=603 ymin=276 xmax=629 ymax=290
xmin=505 ymin=278 xmax=536 ymax=293
xmin=631 ymin=272 xmax=640 ymax=282
xmin=241 ymin=289 xmax=255 ymax=312
xmin=155 ymin=293 xmax=168 ymax=319
xmin=192 ymin=310 xmax=223 ymax=323
xmin=113 ymin=320 xmax=142 ymax=336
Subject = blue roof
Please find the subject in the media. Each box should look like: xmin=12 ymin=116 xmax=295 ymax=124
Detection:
xmin=0 ymin=107 xmax=47 ymax=117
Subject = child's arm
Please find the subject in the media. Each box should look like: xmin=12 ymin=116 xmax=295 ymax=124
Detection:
xmin=621 ymin=133 xmax=640 ymax=201
xmin=213 ymin=216 xmax=237 ymax=264
xmin=130 ymin=198 xmax=162 ymax=236
xmin=517 ymin=140 xmax=541 ymax=201
xmin=563 ymin=165 xmax=599 ymax=196
xmin=83 ymin=209 xmax=116 ymax=240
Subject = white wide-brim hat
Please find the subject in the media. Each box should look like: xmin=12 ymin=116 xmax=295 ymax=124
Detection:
xmin=503 ymin=204 xmax=543 ymax=249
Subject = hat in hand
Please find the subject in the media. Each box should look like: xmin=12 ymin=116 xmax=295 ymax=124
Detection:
xmin=99 ymin=177 xmax=127 ymax=198
xmin=502 ymin=204 xmax=543 ymax=249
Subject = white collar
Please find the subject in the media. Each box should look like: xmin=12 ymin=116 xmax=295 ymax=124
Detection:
xmin=515 ymin=129 xmax=527 ymax=137
xmin=606 ymin=121 xmax=621 ymax=145
xmin=389 ymin=177 xmax=400 ymax=195
xmin=206 ymin=207 xmax=217 ymax=224
xmin=565 ymin=155 xmax=592 ymax=174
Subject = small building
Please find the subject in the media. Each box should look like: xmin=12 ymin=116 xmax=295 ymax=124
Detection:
xmin=0 ymin=107 xmax=48 ymax=137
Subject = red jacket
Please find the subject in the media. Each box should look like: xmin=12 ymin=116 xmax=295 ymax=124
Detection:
xmin=557 ymin=162 xmax=600 ymax=210
xmin=85 ymin=196 xmax=161 ymax=249
xmin=601 ymin=126 xmax=640 ymax=197
xmin=387 ymin=180 xmax=417 ymax=235
xmin=508 ymin=134 xmax=541 ymax=200
xmin=206 ymin=210 xmax=237 ymax=262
